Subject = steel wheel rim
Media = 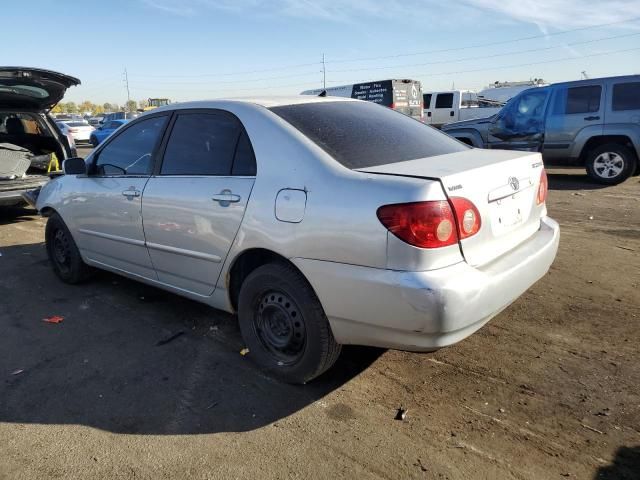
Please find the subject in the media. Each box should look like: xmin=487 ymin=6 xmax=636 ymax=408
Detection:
xmin=594 ymin=152 xmax=624 ymax=179
xmin=254 ymin=290 xmax=306 ymax=365
xmin=53 ymin=229 xmax=71 ymax=274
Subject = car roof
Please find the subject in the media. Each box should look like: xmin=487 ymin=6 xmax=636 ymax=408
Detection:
xmin=550 ymin=74 xmax=640 ymax=88
xmin=149 ymin=95 xmax=358 ymax=113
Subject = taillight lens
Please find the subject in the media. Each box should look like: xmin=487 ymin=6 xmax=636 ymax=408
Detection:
xmin=450 ymin=197 xmax=481 ymax=239
xmin=377 ymin=197 xmax=482 ymax=249
xmin=537 ymin=169 xmax=548 ymax=205
xmin=377 ymin=201 xmax=458 ymax=248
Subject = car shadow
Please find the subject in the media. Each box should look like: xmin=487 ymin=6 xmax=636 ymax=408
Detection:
xmin=594 ymin=445 xmax=640 ymax=480
xmin=0 ymin=205 xmax=38 ymax=225
xmin=546 ymin=170 xmax=610 ymax=191
xmin=0 ymin=242 xmax=384 ymax=435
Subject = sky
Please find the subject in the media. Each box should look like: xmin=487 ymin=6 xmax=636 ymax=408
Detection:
xmin=4 ymin=0 xmax=640 ymax=105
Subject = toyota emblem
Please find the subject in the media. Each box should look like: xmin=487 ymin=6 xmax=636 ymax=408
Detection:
xmin=508 ymin=177 xmax=519 ymax=191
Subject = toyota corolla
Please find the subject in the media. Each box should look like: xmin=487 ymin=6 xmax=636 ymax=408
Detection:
xmin=32 ymin=97 xmax=559 ymax=383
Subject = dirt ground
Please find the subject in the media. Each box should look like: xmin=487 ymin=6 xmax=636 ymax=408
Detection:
xmin=0 ymin=166 xmax=638 ymax=480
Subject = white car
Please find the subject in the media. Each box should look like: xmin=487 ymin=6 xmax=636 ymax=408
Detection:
xmin=56 ymin=120 xmax=94 ymax=144
xmin=32 ymin=97 xmax=559 ymax=383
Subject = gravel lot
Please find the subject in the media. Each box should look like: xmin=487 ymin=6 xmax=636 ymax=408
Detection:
xmin=0 ymin=166 xmax=638 ymax=480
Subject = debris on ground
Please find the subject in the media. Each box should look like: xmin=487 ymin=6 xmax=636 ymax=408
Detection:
xmin=499 ymin=408 xmax=506 ymax=413
xmin=155 ymin=331 xmax=184 ymax=346
xmin=395 ymin=407 xmax=408 ymax=421
xmin=240 ymin=348 xmax=250 ymax=356
xmin=11 ymin=369 xmax=24 ymax=375
xmin=42 ymin=315 xmax=64 ymax=324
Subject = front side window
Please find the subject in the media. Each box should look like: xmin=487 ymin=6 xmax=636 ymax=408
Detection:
xmin=497 ymin=89 xmax=549 ymax=135
xmin=94 ymin=115 xmax=167 ymax=176
xmin=435 ymin=93 xmax=454 ymax=109
xmin=612 ymin=82 xmax=640 ymax=111
xmin=423 ymin=94 xmax=432 ymax=108
xmin=161 ymin=113 xmax=243 ymax=176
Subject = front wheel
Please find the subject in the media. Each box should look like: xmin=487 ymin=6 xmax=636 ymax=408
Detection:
xmin=90 ymin=135 xmax=99 ymax=147
xmin=585 ymin=143 xmax=637 ymax=185
xmin=45 ymin=213 xmax=92 ymax=284
xmin=237 ymin=262 xmax=341 ymax=384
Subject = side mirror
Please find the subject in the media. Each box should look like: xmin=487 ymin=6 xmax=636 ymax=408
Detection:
xmin=63 ymin=157 xmax=87 ymax=175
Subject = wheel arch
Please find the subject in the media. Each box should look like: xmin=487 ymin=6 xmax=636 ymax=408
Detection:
xmin=227 ymin=248 xmax=310 ymax=312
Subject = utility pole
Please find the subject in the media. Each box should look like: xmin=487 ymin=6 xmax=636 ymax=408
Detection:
xmin=123 ymin=68 xmax=131 ymax=110
xmin=322 ymin=53 xmax=326 ymax=90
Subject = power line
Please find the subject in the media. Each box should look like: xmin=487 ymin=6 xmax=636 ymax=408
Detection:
xmin=327 ymin=31 xmax=640 ymax=74
xmin=326 ymin=46 xmax=640 ymax=85
xmin=122 ymin=31 xmax=639 ymax=89
xmin=122 ymin=17 xmax=640 ymax=80
xmin=326 ymin=16 xmax=640 ymax=65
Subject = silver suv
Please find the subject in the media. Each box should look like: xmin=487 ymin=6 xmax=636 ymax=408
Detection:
xmin=442 ymin=75 xmax=640 ymax=184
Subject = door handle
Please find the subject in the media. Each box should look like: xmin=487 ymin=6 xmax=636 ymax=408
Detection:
xmin=212 ymin=189 xmax=241 ymax=206
xmin=122 ymin=189 xmax=141 ymax=198
xmin=584 ymin=115 xmax=600 ymax=121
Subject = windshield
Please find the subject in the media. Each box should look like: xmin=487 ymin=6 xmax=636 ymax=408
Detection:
xmin=270 ymin=101 xmax=467 ymax=169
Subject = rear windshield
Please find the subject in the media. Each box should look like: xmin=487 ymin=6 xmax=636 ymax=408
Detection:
xmin=269 ymin=101 xmax=467 ymax=169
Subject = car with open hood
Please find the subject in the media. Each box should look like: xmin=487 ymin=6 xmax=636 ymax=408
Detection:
xmin=0 ymin=67 xmax=79 ymax=206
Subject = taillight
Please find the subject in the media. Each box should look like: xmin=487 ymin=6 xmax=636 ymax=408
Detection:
xmin=537 ymin=169 xmax=548 ymax=205
xmin=450 ymin=197 xmax=481 ymax=239
xmin=377 ymin=197 xmax=481 ymax=249
xmin=377 ymin=201 xmax=457 ymax=248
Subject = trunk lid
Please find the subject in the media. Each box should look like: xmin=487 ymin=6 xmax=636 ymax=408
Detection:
xmin=359 ymin=149 xmax=546 ymax=267
xmin=0 ymin=67 xmax=81 ymax=111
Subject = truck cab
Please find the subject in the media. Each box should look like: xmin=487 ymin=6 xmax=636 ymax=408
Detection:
xmin=442 ymin=75 xmax=640 ymax=184
xmin=423 ymin=90 xmax=503 ymax=128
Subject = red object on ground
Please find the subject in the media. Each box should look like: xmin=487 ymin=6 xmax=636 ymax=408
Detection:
xmin=42 ymin=316 xmax=64 ymax=324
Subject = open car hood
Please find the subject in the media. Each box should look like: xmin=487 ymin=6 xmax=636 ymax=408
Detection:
xmin=0 ymin=67 xmax=80 ymax=111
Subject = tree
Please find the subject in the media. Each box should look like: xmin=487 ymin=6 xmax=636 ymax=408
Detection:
xmin=65 ymin=101 xmax=78 ymax=114
xmin=103 ymin=102 xmax=113 ymax=112
xmin=138 ymin=98 xmax=149 ymax=110
xmin=51 ymin=103 xmax=64 ymax=114
xmin=93 ymin=104 xmax=105 ymax=114
xmin=126 ymin=100 xmax=138 ymax=112
xmin=79 ymin=101 xmax=94 ymax=114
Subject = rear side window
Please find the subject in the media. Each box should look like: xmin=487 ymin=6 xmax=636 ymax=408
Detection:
xmin=435 ymin=93 xmax=454 ymax=109
xmin=423 ymin=94 xmax=432 ymax=108
xmin=94 ymin=115 xmax=167 ymax=175
xmin=232 ymin=130 xmax=257 ymax=176
xmin=269 ymin=101 xmax=467 ymax=169
xmin=566 ymin=85 xmax=601 ymax=114
xmin=161 ymin=113 xmax=243 ymax=176
xmin=612 ymin=82 xmax=640 ymax=111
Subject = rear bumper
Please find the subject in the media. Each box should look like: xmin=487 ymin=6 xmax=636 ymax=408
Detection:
xmin=0 ymin=189 xmax=27 ymax=206
xmin=293 ymin=216 xmax=560 ymax=351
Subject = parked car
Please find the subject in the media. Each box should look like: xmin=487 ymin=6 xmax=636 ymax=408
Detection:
xmin=56 ymin=120 xmax=94 ymax=145
xmin=100 ymin=111 xmax=139 ymax=125
xmin=0 ymin=67 xmax=78 ymax=206
xmin=31 ymin=97 xmax=559 ymax=383
xmin=442 ymin=75 xmax=640 ymax=184
xmin=89 ymin=119 xmax=128 ymax=146
xmin=87 ymin=116 xmax=104 ymax=127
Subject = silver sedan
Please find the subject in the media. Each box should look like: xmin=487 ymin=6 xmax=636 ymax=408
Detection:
xmin=34 ymin=97 xmax=559 ymax=383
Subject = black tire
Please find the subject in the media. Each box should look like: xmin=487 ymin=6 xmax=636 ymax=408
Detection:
xmin=45 ymin=213 xmax=92 ymax=284
xmin=237 ymin=262 xmax=341 ymax=384
xmin=585 ymin=143 xmax=637 ymax=185
xmin=90 ymin=135 xmax=98 ymax=147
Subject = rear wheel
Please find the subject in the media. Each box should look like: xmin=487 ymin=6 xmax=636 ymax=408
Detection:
xmin=45 ymin=213 xmax=92 ymax=284
xmin=237 ymin=262 xmax=341 ymax=384
xmin=90 ymin=135 xmax=99 ymax=147
xmin=585 ymin=143 xmax=636 ymax=185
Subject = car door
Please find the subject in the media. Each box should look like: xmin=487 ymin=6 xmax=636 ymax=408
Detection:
xmin=543 ymin=82 xmax=604 ymax=164
xmin=141 ymin=110 xmax=256 ymax=296
xmin=488 ymin=88 xmax=550 ymax=152
xmin=72 ymin=114 xmax=169 ymax=279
